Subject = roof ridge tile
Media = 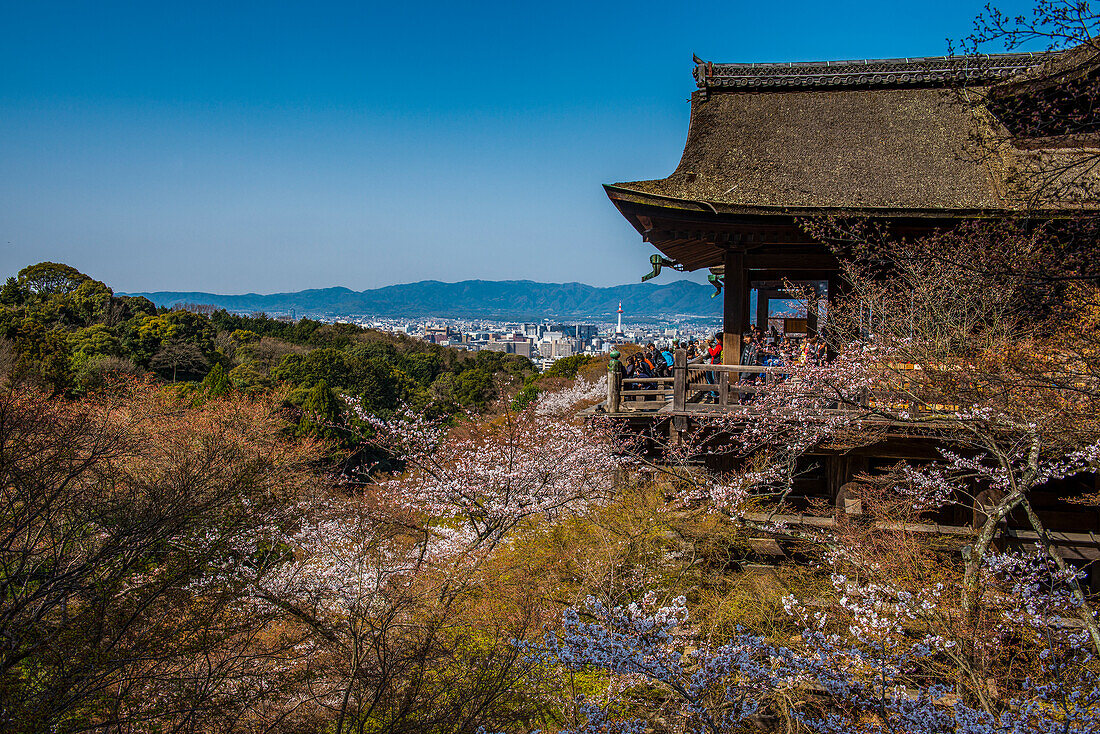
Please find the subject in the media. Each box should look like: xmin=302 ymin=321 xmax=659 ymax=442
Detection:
xmin=694 ymin=52 xmax=1052 ymax=90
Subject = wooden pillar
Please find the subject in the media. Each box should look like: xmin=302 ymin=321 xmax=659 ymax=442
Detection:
xmin=723 ymin=249 xmax=746 ymax=365
xmin=672 ymin=348 xmax=686 ymax=412
xmin=756 ymin=289 xmax=769 ymax=332
xmin=805 ymin=285 xmax=819 ymax=335
xmin=835 ymin=483 xmax=864 ymax=517
xmin=825 ymin=272 xmax=846 ymax=352
xmin=827 ymin=274 xmax=850 ymax=324
xmin=607 ymin=361 xmax=622 ymax=413
xmin=827 ymin=454 xmax=869 ymax=500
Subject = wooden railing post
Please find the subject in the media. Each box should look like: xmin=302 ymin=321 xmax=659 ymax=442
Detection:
xmin=607 ymin=350 xmax=622 ymax=413
xmin=673 ymin=349 xmax=686 ymax=412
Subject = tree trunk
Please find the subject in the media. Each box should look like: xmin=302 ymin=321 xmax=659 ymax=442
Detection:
xmin=1019 ymin=495 xmax=1100 ymax=656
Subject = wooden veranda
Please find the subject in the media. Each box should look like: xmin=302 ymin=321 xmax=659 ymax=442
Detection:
xmin=580 ymin=348 xmax=1100 ymax=582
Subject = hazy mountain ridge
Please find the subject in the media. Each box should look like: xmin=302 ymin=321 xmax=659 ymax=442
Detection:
xmin=123 ymin=279 xmax=723 ymax=321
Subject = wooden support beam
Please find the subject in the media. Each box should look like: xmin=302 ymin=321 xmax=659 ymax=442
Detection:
xmin=749 ymin=269 xmax=839 ymax=282
xmin=672 ymin=349 xmax=686 ymax=412
xmin=805 ymin=285 xmax=819 ymax=335
xmin=756 ymin=289 xmax=769 ymax=331
xmin=722 ymin=249 xmax=746 ymax=365
xmin=607 ymin=364 xmax=621 ymax=413
xmin=744 ymin=253 xmax=840 ymax=270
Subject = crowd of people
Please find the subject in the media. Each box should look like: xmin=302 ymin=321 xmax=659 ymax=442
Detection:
xmin=618 ymin=327 xmax=829 ymax=404
xmin=740 ymin=326 xmax=828 ymax=373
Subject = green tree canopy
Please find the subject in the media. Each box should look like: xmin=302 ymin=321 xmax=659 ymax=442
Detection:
xmin=17 ymin=262 xmax=94 ymax=296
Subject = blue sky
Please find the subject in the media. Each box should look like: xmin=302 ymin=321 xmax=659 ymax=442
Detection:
xmin=0 ymin=0 xmax=1041 ymax=293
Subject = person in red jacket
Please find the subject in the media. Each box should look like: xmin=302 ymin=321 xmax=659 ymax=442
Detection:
xmin=704 ymin=335 xmax=722 ymax=402
xmin=708 ymin=334 xmax=723 ymax=363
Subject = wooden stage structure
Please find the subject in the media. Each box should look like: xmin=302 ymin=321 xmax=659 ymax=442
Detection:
xmin=592 ymin=46 xmax=1100 ymax=575
xmin=582 ymin=353 xmax=1100 ymax=584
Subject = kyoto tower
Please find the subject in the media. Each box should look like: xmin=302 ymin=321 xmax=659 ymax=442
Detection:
xmin=615 ymin=301 xmax=624 ymax=337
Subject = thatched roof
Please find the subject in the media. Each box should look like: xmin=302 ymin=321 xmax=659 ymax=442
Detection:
xmin=607 ymin=51 xmax=1099 ymax=216
xmin=989 ymin=42 xmax=1100 ymax=100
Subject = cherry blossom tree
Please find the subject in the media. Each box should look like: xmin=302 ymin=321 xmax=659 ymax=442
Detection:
xmin=354 ymin=399 xmax=626 ymax=552
xmin=535 ymin=373 xmax=608 ymax=417
xmin=255 ymin=489 xmax=528 ymax=734
xmin=0 ymin=380 xmax=321 ymax=733
xmin=537 ymin=545 xmax=1100 ymax=734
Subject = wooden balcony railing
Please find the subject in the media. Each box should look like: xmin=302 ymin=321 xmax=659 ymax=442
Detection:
xmin=606 ymin=349 xmax=785 ymax=413
xmin=602 ymin=348 xmax=933 ymax=416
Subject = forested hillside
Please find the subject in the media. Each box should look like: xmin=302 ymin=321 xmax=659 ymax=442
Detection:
xmin=0 ymin=262 xmax=534 ymax=419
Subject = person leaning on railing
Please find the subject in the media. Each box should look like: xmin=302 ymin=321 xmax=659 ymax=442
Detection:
xmin=703 ymin=334 xmax=722 ymax=403
xmin=661 ymin=341 xmax=676 ymax=373
xmin=621 ymin=353 xmax=641 ymax=394
xmin=801 ymin=334 xmax=827 ymax=366
xmin=741 ymin=327 xmax=762 ymax=380
xmin=684 ymin=341 xmax=707 ymax=401
xmin=624 ymin=352 xmax=655 ymax=402
xmin=641 ymin=345 xmax=663 ymax=401
xmin=645 ymin=343 xmax=670 ymax=379
xmin=741 ymin=330 xmax=763 ymax=387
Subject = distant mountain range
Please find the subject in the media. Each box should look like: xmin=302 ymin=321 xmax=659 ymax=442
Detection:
xmin=122 ymin=279 xmax=724 ymax=322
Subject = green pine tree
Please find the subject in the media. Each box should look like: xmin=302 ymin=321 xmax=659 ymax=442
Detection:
xmin=202 ymin=362 xmax=231 ymax=397
xmin=298 ymin=379 xmax=341 ymax=438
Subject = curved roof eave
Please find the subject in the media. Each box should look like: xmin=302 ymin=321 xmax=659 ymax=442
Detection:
xmin=603 ymin=183 xmax=1021 ymax=221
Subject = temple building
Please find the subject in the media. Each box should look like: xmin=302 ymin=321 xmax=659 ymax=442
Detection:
xmin=597 ymin=45 xmax=1100 ymax=574
xmin=606 ymin=47 xmax=1100 ymax=361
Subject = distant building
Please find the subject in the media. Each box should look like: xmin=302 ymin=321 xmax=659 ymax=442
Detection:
xmin=425 ymin=325 xmax=457 ymax=344
xmin=552 ymin=323 xmax=598 ymax=341
xmin=481 ymin=339 xmax=533 ymax=358
xmin=541 ymin=338 xmax=582 ymax=358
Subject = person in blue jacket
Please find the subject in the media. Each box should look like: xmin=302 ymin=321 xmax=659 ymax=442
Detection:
xmin=661 ymin=342 xmax=675 ymax=369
